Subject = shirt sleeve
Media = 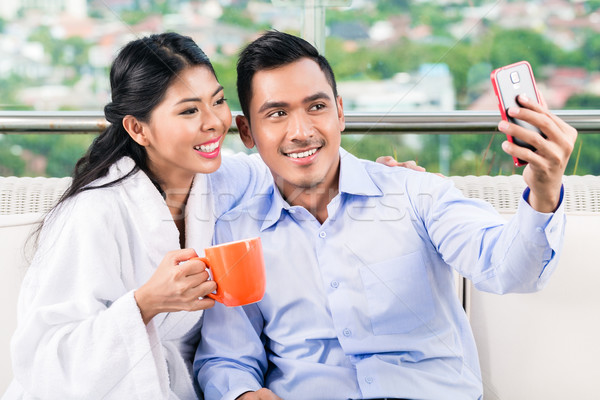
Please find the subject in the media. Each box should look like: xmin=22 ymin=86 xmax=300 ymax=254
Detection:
xmin=211 ymin=152 xmax=272 ymax=217
xmin=10 ymin=197 xmax=169 ymax=399
xmin=193 ymin=219 xmax=268 ymax=399
xmin=194 ymin=303 xmax=266 ymax=400
xmin=416 ymin=174 xmax=566 ymax=294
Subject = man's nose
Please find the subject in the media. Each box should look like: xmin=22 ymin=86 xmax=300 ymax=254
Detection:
xmin=287 ymin=112 xmax=313 ymax=140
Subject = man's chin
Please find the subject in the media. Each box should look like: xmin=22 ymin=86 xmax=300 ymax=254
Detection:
xmin=275 ymin=176 xmax=325 ymax=191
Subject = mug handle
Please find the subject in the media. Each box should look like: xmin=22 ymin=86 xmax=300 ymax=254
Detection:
xmin=197 ymin=257 xmax=221 ymax=303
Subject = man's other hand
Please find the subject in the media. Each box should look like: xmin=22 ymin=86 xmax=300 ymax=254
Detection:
xmin=236 ymin=388 xmax=283 ymax=400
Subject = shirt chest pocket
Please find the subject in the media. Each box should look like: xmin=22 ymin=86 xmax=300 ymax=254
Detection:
xmin=359 ymin=251 xmax=436 ymax=335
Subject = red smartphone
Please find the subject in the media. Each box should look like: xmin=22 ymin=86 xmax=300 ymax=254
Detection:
xmin=490 ymin=61 xmax=543 ymax=166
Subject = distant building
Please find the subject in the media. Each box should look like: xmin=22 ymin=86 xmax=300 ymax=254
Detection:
xmin=329 ymin=21 xmax=370 ymax=41
xmin=338 ymin=63 xmax=456 ymax=112
xmin=0 ymin=0 xmax=87 ymax=19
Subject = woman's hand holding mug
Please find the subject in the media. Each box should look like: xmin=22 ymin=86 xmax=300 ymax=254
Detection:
xmin=134 ymin=248 xmax=217 ymax=325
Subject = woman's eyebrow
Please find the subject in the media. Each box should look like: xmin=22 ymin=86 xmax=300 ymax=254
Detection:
xmin=175 ymin=85 xmax=224 ymax=105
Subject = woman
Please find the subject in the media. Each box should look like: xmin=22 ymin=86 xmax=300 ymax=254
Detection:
xmin=5 ymin=32 xmax=269 ymax=399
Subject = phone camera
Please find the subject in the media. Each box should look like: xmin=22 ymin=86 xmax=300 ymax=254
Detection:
xmin=510 ymin=71 xmax=520 ymax=84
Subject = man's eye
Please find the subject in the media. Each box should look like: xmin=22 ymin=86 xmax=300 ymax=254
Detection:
xmin=311 ymin=103 xmax=326 ymax=111
xmin=268 ymin=110 xmax=286 ymax=118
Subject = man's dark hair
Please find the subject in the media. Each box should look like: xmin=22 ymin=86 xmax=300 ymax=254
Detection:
xmin=236 ymin=30 xmax=338 ymax=121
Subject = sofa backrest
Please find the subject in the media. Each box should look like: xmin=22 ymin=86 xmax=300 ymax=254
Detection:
xmin=1 ymin=175 xmax=599 ymax=397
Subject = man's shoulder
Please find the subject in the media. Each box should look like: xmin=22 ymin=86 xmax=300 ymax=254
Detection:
xmin=215 ymin=185 xmax=274 ymax=230
xmin=352 ymin=155 xmax=439 ymax=189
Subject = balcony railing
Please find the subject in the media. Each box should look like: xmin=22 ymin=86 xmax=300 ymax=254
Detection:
xmin=1 ymin=110 xmax=600 ymax=135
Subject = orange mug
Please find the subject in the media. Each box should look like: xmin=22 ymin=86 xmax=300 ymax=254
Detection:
xmin=195 ymin=237 xmax=266 ymax=307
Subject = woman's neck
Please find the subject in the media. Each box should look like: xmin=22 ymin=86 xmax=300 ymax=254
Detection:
xmin=150 ymin=167 xmax=195 ymax=248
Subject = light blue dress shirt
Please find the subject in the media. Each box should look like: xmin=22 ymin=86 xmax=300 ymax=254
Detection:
xmin=195 ymin=149 xmax=565 ymax=400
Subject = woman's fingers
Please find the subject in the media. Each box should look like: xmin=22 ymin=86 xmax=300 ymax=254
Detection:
xmin=168 ymin=248 xmax=199 ymax=264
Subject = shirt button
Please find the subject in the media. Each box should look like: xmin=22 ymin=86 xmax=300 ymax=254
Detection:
xmin=319 ymin=231 xmax=327 ymax=238
xmin=536 ymin=227 xmax=544 ymax=233
xmin=365 ymin=376 xmax=373 ymax=384
xmin=330 ymin=281 xmax=339 ymax=289
xmin=342 ymin=328 xmax=351 ymax=337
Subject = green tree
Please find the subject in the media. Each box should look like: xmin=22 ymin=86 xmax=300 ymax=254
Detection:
xmin=484 ymin=28 xmax=565 ymax=69
xmin=563 ymin=94 xmax=600 ymax=175
xmin=410 ymin=3 xmax=461 ymax=38
xmin=578 ymin=31 xmax=600 ymax=71
xmin=212 ymin=57 xmax=240 ymax=111
xmin=2 ymin=134 xmax=94 ymax=177
xmin=376 ymin=0 xmax=410 ymax=14
xmin=219 ymin=8 xmax=256 ymax=29
xmin=0 ymin=138 xmax=26 ymax=176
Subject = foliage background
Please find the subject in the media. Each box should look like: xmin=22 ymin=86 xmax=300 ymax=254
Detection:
xmin=1 ymin=1 xmax=599 ymax=177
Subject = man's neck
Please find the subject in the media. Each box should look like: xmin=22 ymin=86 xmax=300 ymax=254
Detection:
xmin=278 ymin=173 xmax=340 ymax=224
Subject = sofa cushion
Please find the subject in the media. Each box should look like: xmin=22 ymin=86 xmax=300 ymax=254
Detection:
xmin=0 ymin=213 xmax=43 ymax=393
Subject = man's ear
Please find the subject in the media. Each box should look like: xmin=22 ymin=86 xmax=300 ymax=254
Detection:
xmin=236 ymin=115 xmax=255 ymax=149
xmin=336 ymin=96 xmax=346 ymax=133
xmin=122 ymin=115 xmax=149 ymax=146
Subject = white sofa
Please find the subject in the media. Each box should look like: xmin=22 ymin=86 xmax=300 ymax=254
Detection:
xmin=1 ymin=175 xmax=599 ymax=398
xmin=452 ymin=175 xmax=600 ymax=400
xmin=0 ymin=177 xmax=71 ymax=394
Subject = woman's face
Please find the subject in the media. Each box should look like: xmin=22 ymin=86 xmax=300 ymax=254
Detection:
xmin=141 ymin=65 xmax=232 ymax=188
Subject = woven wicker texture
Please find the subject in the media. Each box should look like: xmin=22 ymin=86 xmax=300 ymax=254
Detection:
xmin=0 ymin=177 xmax=71 ymax=215
xmin=1 ymin=175 xmax=599 ymax=215
xmin=451 ymin=175 xmax=600 ymax=213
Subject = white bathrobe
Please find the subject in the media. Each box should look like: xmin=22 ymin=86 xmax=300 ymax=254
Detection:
xmin=3 ymin=155 xmax=270 ymax=400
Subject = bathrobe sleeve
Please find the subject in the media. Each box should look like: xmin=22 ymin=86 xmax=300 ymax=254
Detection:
xmin=10 ymin=193 xmax=170 ymax=400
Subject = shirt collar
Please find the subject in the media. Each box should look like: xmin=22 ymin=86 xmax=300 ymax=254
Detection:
xmin=259 ymin=148 xmax=383 ymax=231
xmin=338 ymin=148 xmax=383 ymax=197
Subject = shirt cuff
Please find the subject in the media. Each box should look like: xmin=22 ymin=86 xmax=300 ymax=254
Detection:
xmin=222 ymin=384 xmax=263 ymax=400
xmin=522 ymin=184 xmax=564 ymax=212
xmin=519 ymin=185 xmax=565 ymax=251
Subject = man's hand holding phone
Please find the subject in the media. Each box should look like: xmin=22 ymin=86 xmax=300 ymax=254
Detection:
xmin=497 ymin=90 xmax=577 ymax=213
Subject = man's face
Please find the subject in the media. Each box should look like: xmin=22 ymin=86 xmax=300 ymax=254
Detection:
xmin=238 ymin=58 xmax=345 ymax=201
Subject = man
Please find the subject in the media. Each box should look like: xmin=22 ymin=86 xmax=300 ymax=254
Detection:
xmin=194 ymin=31 xmax=576 ymax=400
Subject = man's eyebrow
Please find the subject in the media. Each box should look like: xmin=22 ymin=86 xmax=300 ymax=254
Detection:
xmin=303 ymin=92 xmax=332 ymax=103
xmin=257 ymin=92 xmax=332 ymax=114
xmin=175 ymin=85 xmax=224 ymax=105
xmin=257 ymin=101 xmax=289 ymax=114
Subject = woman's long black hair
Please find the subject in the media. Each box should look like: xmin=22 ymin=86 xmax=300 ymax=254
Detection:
xmin=60 ymin=32 xmax=216 ymax=203
xmin=30 ymin=33 xmax=216 ymax=251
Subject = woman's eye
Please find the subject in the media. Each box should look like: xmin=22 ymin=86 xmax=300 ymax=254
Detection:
xmin=181 ymin=107 xmax=198 ymax=115
xmin=215 ymin=97 xmax=227 ymax=106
